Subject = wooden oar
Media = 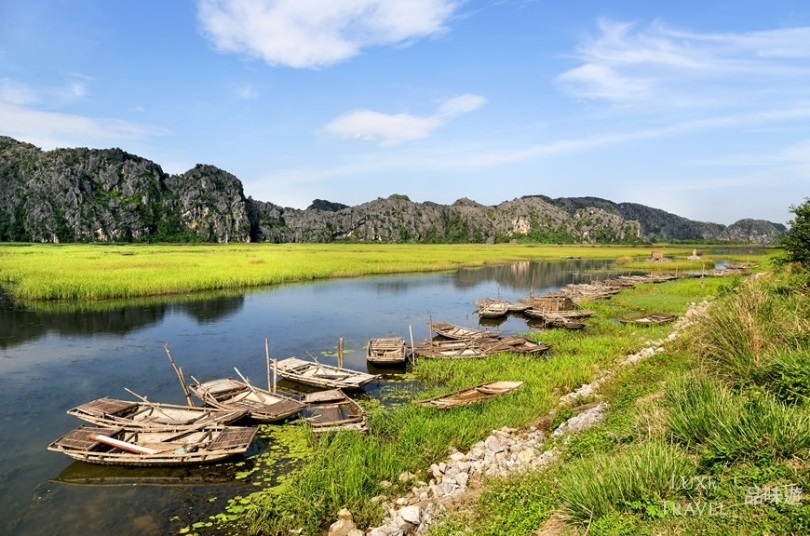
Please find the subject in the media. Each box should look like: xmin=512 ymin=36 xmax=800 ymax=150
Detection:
xmin=123 ymin=387 xmax=176 ymax=421
xmin=234 ymin=367 xmax=264 ymax=399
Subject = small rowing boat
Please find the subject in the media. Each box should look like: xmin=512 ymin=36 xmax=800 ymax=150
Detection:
xmin=275 ymin=358 xmax=380 ymax=391
xmin=188 ymin=378 xmax=305 ymax=423
xmin=48 ymin=424 xmax=257 ymax=466
xmin=67 ymin=396 xmax=247 ymax=431
xmin=415 ymin=381 xmax=524 ymax=409
xmin=366 ymin=337 xmax=410 ymax=365
xmin=300 ymin=389 xmax=368 ymax=433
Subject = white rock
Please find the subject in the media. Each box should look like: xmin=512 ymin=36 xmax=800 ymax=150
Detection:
xmin=399 ymin=505 xmax=422 ymax=525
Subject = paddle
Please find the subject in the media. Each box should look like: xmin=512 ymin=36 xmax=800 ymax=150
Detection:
xmin=123 ymin=387 xmax=176 ymax=421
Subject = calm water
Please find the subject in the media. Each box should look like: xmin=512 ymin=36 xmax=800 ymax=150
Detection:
xmin=0 ymin=259 xmax=618 ymax=536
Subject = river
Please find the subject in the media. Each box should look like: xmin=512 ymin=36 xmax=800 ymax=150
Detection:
xmin=0 ymin=259 xmax=617 ymax=535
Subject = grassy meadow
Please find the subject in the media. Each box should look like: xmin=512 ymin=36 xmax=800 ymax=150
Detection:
xmin=0 ymin=242 xmax=769 ymax=302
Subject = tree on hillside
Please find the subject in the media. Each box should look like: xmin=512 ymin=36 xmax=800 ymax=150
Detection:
xmin=780 ymin=198 xmax=810 ymax=268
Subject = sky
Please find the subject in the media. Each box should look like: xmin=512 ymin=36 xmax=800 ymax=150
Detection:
xmin=1 ymin=1 xmax=809 ymax=225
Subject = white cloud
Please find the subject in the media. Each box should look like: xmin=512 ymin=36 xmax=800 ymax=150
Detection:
xmin=0 ymin=103 xmax=169 ymax=149
xmin=197 ymin=0 xmax=459 ymax=68
xmin=0 ymin=78 xmax=39 ymax=105
xmin=436 ymin=93 xmax=487 ymax=117
xmin=323 ymin=93 xmax=486 ymax=146
xmin=234 ymin=83 xmax=258 ymax=99
xmin=557 ymin=19 xmax=810 ymax=106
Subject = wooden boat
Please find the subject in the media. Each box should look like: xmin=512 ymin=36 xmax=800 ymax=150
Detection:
xmin=477 ymin=301 xmax=509 ymax=318
xmin=520 ymin=295 xmax=576 ymax=312
xmin=366 ymin=337 xmax=409 ymax=365
xmin=188 ymin=378 xmax=305 ymax=422
xmin=523 ymin=308 xmax=593 ymax=320
xmin=619 ymin=313 xmax=677 ymax=326
xmin=48 ymin=424 xmax=258 ymax=466
xmin=411 ymin=342 xmax=490 ymax=359
xmin=275 ymin=357 xmax=380 ymax=390
xmin=299 ymin=389 xmax=368 ymax=433
xmin=487 ymin=335 xmax=551 ymax=356
xmin=67 ymin=397 xmax=247 ymax=431
xmin=415 ymin=381 xmax=524 ymax=409
xmin=430 ymin=321 xmax=500 ymax=340
xmin=543 ymin=314 xmax=587 ymax=330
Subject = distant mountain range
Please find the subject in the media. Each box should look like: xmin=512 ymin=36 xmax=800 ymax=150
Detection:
xmin=0 ymin=136 xmax=786 ymax=244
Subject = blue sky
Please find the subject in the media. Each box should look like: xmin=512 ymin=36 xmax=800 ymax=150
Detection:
xmin=1 ymin=1 xmax=809 ymax=225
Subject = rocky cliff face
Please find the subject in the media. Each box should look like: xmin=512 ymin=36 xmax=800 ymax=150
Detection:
xmin=0 ymin=136 xmax=785 ymax=244
xmin=0 ymin=137 xmax=249 ymax=243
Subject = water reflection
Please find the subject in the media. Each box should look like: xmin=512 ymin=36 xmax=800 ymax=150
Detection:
xmin=0 ymin=259 xmax=626 ymax=536
xmin=0 ymin=289 xmax=246 ymax=350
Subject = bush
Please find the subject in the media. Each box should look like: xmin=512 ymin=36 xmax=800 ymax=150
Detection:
xmin=780 ymin=198 xmax=810 ymax=268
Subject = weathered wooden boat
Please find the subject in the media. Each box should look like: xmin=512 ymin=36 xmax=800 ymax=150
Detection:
xmin=523 ymin=308 xmax=594 ymax=320
xmin=619 ymin=313 xmax=677 ymax=326
xmin=366 ymin=337 xmax=409 ymax=365
xmin=520 ymin=295 xmax=576 ymax=312
xmin=411 ymin=342 xmax=491 ymax=359
xmin=66 ymin=396 xmax=248 ymax=431
xmin=477 ymin=301 xmax=509 ymax=318
xmin=430 ymin=321 xmax=500 ymax=340
xmin=48 ymin=424 xmax=258 ymax=466
xmin=188 ymin=378 xmax=305 ymax=422
xmin=488 ymin=335 xmax=551 ymax=356
xmin=275 ymin=357 xmax=380 ymax=390
xmin=415 ymin=381 xmax=524 ymax=409
xmin=299 ymin=389 xmax=369 ymax=433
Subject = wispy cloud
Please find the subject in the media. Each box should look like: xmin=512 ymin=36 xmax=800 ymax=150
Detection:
xmin=557 ymin=19 xmax=810 ymax=107
xmin=233 ymin=83 xmax=258 ymax=99
xmin=323 ymin=93 xmax=486 ymax=146
xmin=0 ymin=103 xmax=169 ymax=149
xmin=197 ymin=0 xmax=459 ymax=68
xmin=0 ymin=76 xmax=88 ymax=107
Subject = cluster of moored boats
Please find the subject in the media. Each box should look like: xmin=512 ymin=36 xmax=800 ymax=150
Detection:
xmin=48 ymin=347 xmax=381 ymax=467
xmin=48 ymin=270 xmax=724 ymax=468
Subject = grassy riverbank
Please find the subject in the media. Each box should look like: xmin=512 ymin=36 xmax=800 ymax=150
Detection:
xmin=187 ymin=266 xmax=779 ymax=535
xmin=0 ymin=242 xmax=764 ymax=302
xmin=427 ymin=266 xmax=810 ymax=535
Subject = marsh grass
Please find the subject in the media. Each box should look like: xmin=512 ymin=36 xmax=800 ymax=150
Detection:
xmin=690 ymin=271 xmax=810 ymax=384
xmin=559 ymin=441 xmax=696 ymax=523
xmin=0 ymin=243 xmax=745 ymax=302
xmin=0 ymin=243 xmax=599 ymax=301
xmin=666 ymin=374 xmax=810 ymax=465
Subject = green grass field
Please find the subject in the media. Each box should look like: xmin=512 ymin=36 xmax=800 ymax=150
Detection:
xmin=0 ymin=242 xmax=768 ymax=302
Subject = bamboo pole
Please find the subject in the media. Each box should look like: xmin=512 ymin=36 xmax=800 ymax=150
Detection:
xmin=273 ymin=358 xmax=278 ymax=394
xmin=337 ymin=337 xmax=344 ymax=369
xmin=234 ymin=367 xmax=261 ymax=397
xmin=428 ymin=315 xmax=434 ymax=352
xmin=265 ymin=338 xmax=272 ymax=391
xmin=408 ymin=325 xmax=415 ymax=365
xmin=123 ymin=387 xmax=176 ymax=419
xmin=164 ymin=343 xmax=194 ymax=407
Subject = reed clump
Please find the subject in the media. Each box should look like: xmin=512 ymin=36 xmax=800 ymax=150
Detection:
xmin=559 ymin=441 xmax=696 ymax=523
